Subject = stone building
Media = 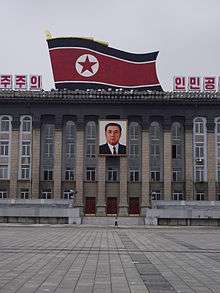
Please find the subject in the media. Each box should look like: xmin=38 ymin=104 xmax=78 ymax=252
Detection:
xmin=0 ymin=89 xmax=219 ymax=217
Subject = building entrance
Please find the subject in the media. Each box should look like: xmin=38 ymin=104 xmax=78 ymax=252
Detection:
xmin=106 ymin=197 xmax=117 ymax=214
xmin=129 ymin=197 xmax=140 ymax=215
xmin=85 ymin=197 xmax=96 ymax=214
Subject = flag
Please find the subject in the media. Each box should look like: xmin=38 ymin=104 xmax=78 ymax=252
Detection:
xmin=47 ymin=37 xmax=163 ymax=91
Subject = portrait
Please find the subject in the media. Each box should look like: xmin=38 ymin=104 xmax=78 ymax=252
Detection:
xmin=99 ymin=120 xmax=127 ymax=156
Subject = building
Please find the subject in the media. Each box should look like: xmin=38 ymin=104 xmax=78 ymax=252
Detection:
xmin=0 ymin=89 xmax=220 ymax=220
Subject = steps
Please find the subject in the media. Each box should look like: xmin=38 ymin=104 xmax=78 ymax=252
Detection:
xmin=82 ymin=216 xmax=145 ymax=226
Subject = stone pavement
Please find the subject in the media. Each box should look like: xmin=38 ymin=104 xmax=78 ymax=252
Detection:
xmin=0 ymin=225 xmax=220 ymax=292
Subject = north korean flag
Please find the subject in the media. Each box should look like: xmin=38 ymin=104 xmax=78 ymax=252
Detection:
xmin=47 ymin=38 xmax=163 ymax=91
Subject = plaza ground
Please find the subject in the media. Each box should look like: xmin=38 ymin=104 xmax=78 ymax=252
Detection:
xmin=0 ymin=225 xmax=220 ymax=293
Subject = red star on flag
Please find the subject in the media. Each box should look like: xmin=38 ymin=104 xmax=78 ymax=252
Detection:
xmin=78 ymin=55 xmax=97 ymax=74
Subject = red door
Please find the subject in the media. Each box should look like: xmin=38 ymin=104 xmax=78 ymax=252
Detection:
xmin=129 ymin=197 xmax=140 ymax=215
xmin=106 ymin=197 xmax=117 ymax=214
xmin=85 ymin=197 xmax=96 ymax=214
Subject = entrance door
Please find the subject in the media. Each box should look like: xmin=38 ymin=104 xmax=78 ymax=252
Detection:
xmin=85 ymin=197 xmax=96 ymax=214
xmin=106 ymin=197 xmax=117 ymax=214
xmin=129 ymin=197 xmax=140 ymax=215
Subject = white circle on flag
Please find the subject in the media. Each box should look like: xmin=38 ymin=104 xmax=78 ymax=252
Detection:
xmin=75 ymin=54 xmax=99 ymax=77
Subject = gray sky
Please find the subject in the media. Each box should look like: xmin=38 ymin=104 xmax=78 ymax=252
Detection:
xmin=1 ymin=0 xmax=220 ymax=91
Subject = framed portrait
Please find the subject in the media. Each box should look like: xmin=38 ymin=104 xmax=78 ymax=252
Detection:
xmin=99 ymin=120 xmax=127 ymax=156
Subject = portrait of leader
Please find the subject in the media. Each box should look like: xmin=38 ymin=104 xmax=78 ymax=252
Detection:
xmin=99 ymin=120 xmax=127 ymax=156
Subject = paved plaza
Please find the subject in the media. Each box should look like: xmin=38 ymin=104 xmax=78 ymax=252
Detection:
xmin=0 ymin=225 xmax=220 ymax=293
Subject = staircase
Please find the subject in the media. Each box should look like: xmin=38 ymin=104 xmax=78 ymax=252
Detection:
xmin=82 ymin=216 xmax=145 ymax=226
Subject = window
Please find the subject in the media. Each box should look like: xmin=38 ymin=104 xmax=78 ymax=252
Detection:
xmin=21 ymin=165 xmax=30 ymax=179
xmin=172 ymin=123 xmax=181 ymax=139
xmin=196 ymin=193 xmax=205 ymax=201
xmin=150 ymin=171 xmax=160 ymax=181
xmin=0 ymin=116 xmax=10 ymax=132
xmin=195 ymin=166 xmax=204 ymax=182
xmin=45 ymin=125 xmax=53 ymax=139
xmin=20 ymin=189 xmax=29 ymax=199
xmin=195 ymin=144 xmax=204 ymax=159
xmin=22 ymin=141 xmax=31 ymax=156
xmin=217 ymin=166 xmax=220 ymax=182
xmin=150 ymin=123 xmax=160 ymax=140
xmin=172 ymin=193 xmax=184 ymax=200
xmin=22 ymin=116 xmax=31 ymax=132
xmin=63 ymin=190 xmax=73 ymax=200
xmin=67 ymin=142 xmax=75 ymax=158
xmin=41 ymin=190 xmax=52 ymax=199
xmin=129 ymin=170 xmax=139 ymax=182
xmin=172 ymin=144 xmax=181 ymax=159
xmin=86 ymin=167 xmax=96 ymax=181
xmin=129 ymin=123 xmax=139 ymax=140
xmin=172 ymin=170 xmax=181 ymax=182
xmin=65 ymin=168 xmax=74 ymax=180
xmin=150 ymin=144 xmax=159 ymax=156
xmin=129 ymin=144 xmax=139 ymax=157
xmin=0 ymin=165 xmax=8 ymax=179
xmin=44 ymin=170 xmax=53 ymax=180
xmin=44 ymin=142 xmax=53 ymax=157
xmin=0 ymin=191 xmax=7 ymax=199
xmin=217 ymin=194 xmax=220 ymax=201
xmin=86 ymin=143 xmax=96 ymax=158
xmin=86 ymin=122 xmax=96 ymax=139
xmin=194 ymin=118 xmax=205 ymax=134
xmin=0 ymin=141 xmax=9 ymax=156
xmin=107 ymin=168 xmax=118 ymax=182
xmin=66 ymin=122 xmax=75 ymax=139
xmin=151 ymin=191 xmax=160 ymax=201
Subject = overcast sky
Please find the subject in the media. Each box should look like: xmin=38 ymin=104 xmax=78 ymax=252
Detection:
xmin=1 ymin=0 xmax=220 ymax=91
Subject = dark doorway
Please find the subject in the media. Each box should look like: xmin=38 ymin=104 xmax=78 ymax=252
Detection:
xmin=129 ymin=197 xmax=140 ymax=215
xmin=106 ymin=197 xmax=117 ymax=214
xmin=85 ymin=197 xmax=96 ymax=214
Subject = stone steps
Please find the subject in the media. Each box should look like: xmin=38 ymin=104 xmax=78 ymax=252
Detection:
xmin=82 ymin=216 xmax=145 ymax=226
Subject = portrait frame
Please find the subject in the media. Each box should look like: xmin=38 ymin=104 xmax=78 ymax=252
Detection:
xmin=98 ymin=119 xmax=128 ymax=156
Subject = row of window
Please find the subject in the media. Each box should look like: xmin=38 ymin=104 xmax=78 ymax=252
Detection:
xmin=0 ymin=116 xmax=32 ymax=133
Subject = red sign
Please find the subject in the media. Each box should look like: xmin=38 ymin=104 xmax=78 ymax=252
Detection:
xmin=0 ymin=75 xmax=13 ymax=89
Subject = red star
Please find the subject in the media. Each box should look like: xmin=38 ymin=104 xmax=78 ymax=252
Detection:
xmin=78 ymin=55 xmax=97 ymax=74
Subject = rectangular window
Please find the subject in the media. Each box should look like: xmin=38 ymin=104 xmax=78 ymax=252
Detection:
xmin=86 ymin=143 xmax=96 ymax=158
xmin=0 ymin=165 xmax=8 ymax=179
xmin=44 ymin=142 xmax=53 ymax=157
xmin=195 ymin=122 xmax=204 ymax=134
xmin=130 ymin=125 xmax=138 ymax=140
xmin=0 ymin=190 xmax=7 ymax=199
xmin=63 ymin=190 xmax=72 ymax=200
xmin=86 ymin=167 xmax=96 ymax=181
xmin=172 ymin=193 xmax=184 ymax=200
xmin=0 ymin=141 xmax=9 ymax=156
xmin=217 ymin=166 xmax=220 ymax=182
xmin=172 ymin=144 xmax=181 ymax=159
xmin=195 ymin=144 xmax=204 ymax=159
xmin=21 ymin=165 xmax=30 ymax=179
xmin=129 ymin=144 xmax=139 ymax=157
xmin=150 ymin=144 xmax=159 ymax=156
xmin=22 ymin=141 xmax=31 ymax=156
xmin=196 ymin=193 xmax=205 ymax=201
xmin=22 ymin=120 xmax=31 ymax=132
xmin=151 ymin=191 xmax=160 ymax=201
xmin=195 ymin=166 xmax=204 ymax=182
xmin=46 ymin=125 xmax=53 ymax=139
xmin=150 ymin=171 xmax=160 ymax=181
xmin=129 ymin=170 xmax=139 ymax=182
xmin=172 ymin=170 xmax=181 ymax=182
xmin=20 ymin=189 xmax=29 ymax=199
xmin=107 ymin=168 xmax=118 ymax=182
xmin=1 ymin=120 xmax=9 ymax=132
xmin=43 ymin=170 xmax=53 ymax=181
xmin=67 ymin=142 xmax=75 ymax=158
xmin=41 ymin=190 xmax=52 ymax=199
xmin=65 ymin=168 xmax=74 ymax=180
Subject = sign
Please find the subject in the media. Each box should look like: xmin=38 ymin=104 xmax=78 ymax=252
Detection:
xmin=173 ymin=76 xmax=219 ymax=92
xmin=47 ymin=37 xmax=163 ymax=91
xmin=0 ymin=74 xmax=42 ymax=90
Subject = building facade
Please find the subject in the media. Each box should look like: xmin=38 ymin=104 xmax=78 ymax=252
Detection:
xmin=0 ymin=90 xmax=220 ymax=216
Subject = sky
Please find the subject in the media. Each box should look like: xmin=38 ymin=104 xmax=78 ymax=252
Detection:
xmin=1 ymin=0 xmax=220 ymax=91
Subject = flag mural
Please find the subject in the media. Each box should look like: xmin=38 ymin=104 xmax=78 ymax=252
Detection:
xmin=47 ymin=37 xmax=163 ymax=91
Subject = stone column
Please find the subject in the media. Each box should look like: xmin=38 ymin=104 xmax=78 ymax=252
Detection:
xmin=53 ymin=117 xmax=63 ymax=199
xmin=163 ymin=120 xmax=172 ymax=201
xmin=31 ymin=117 xmax=41 ymax=199
xmin=96 ymin=156 xmax=106 ymax=216
xmin=185 ymin=120 xmax=194 ymax=200
xmin=141 ymin=119 xmax=150 ymax=215
xmin=9 ymin=116 xmax=20 ymax=199
xmin=75 ymin=117 xmax=84 ymax=215
xmin=118 ymin=156 xmax=128 ymax=216
xmin=207 ymin=121 xmax=216 ymax=200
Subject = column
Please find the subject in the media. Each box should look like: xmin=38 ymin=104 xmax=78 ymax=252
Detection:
xmin=141 ymin=118 xmax=150 ymax=215
xmin=53 ymin=117 xmax=63 ymax=199
xmin=118 ymin=156 xmax=128 ymax=216
xmin=163 ymin=120 xmax=172 ymax=200
xmin=207 ymin=121 xmax=216 ymax=200
xmin=75 ymin=117 xmax=84 ymax=215
xmin=9 ymin=116 xmax=20 ymax=199
xmin=185 ymin=120 xmax=193 ymax=200
xmin=96 ymin=156 xmax=106 ymax=216
xmin=31 ymin=117 xmax=41 ymax=199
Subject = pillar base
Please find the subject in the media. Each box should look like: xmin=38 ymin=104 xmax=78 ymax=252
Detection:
xmin=140 ymin=206 xmax=148 ymax=217
xmin=96 ymin=206 xmax=106 ymax=216
xmin=118 ymin=206 xmax=128 ymax=216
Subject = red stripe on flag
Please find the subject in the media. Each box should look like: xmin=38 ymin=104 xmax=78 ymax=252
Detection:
xmin=49 ymin=48 xmax=160 ymax=87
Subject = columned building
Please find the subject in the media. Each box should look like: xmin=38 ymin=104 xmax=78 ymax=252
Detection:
xmin=0 ymin=90 xmax=220 ymax=216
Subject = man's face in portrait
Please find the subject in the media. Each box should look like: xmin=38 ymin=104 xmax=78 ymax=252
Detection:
xmin=105 ymin=125 xmax=121 ymax=146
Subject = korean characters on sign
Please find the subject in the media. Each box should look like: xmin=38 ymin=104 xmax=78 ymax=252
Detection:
xmin=174 ymin=76 xmax=219 ymax=92
xmin=0 ymin=74 xmax=42 ymax=90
